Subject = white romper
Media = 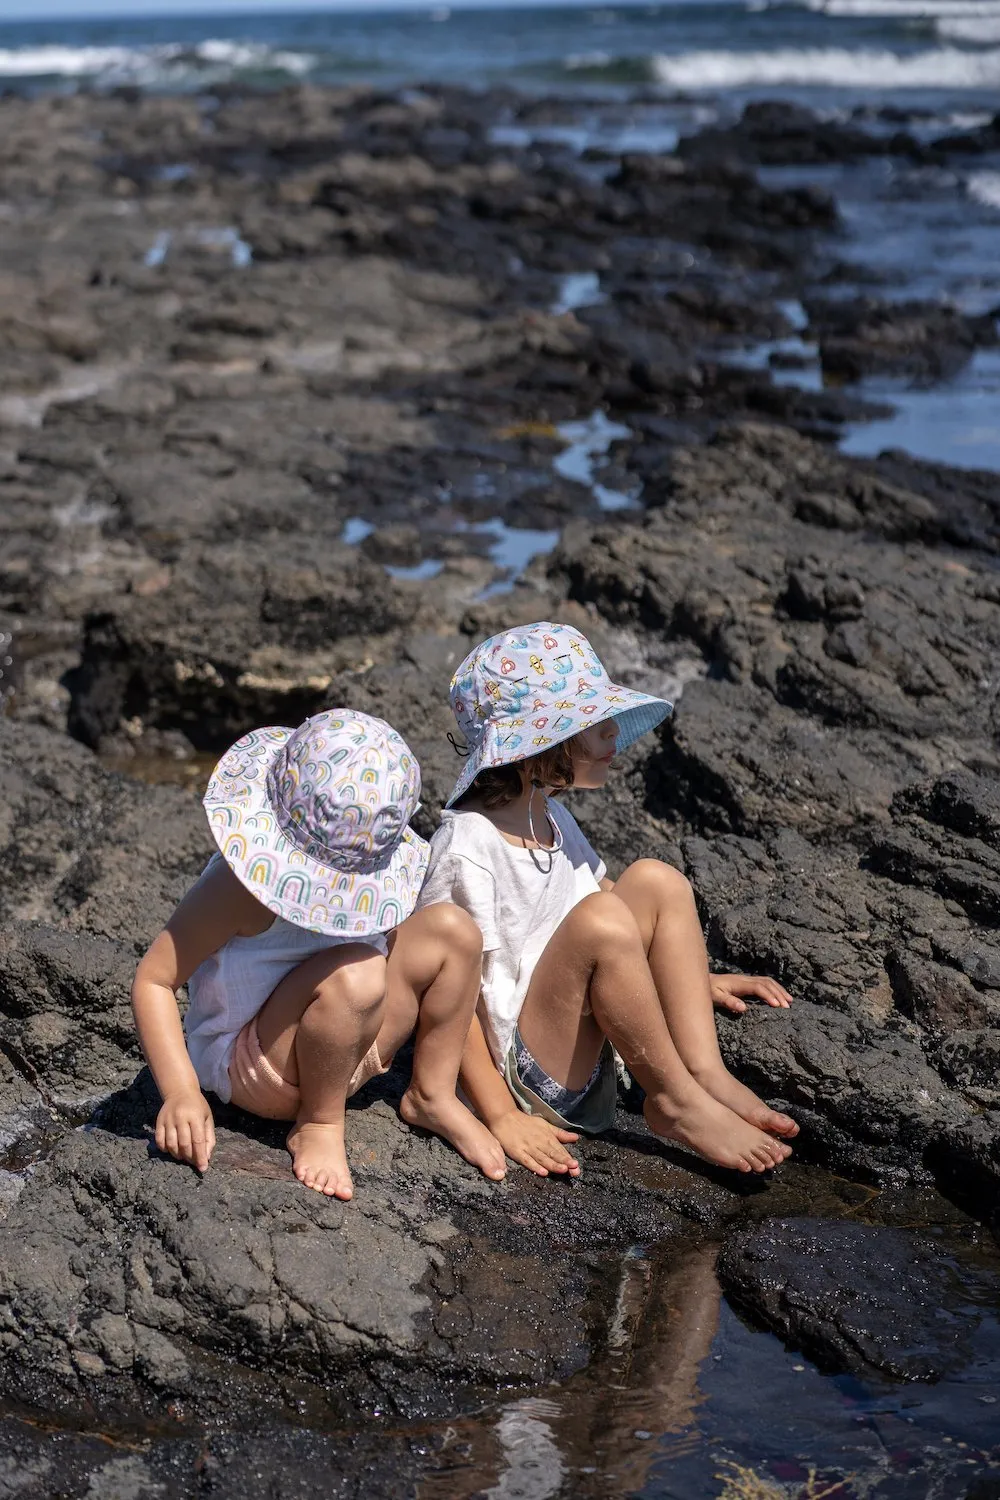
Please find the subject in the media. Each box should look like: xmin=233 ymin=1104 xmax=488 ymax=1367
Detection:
xmin=185 ymin=855 xmax=387 ymax=1101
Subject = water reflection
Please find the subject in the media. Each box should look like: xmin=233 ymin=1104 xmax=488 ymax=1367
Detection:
xmin=485 ymin=1398 xmax=567 ymax=1500
xmin=414 ymin=1246 xmax=721 ymax=1500
xmin=549 ymin=1244 xmax=720 ymax=1496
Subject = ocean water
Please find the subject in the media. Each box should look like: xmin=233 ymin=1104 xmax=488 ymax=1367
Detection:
xmin=1 ymin=1 xmax=1000 ymax=103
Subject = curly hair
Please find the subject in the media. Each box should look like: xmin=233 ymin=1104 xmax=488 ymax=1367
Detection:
xmin=453 ymin=735 xmax=580 ymax=809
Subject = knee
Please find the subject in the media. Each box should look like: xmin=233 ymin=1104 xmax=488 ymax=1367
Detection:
xmin=311 ymin=954 xmax=387 ymax=1023
xmin=417 ymin=902 xmax=484 ymax=962
xmin=576 ymin=891 xmax=643 ymax=953
xmin=626 ymin=859 xmax=694 ymax=908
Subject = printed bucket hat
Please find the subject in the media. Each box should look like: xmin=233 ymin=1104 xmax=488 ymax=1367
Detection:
xmin=203 ymin=709 xmax=428 ymax=937
xmin=445 ymin=621 xmax=672 ymax=807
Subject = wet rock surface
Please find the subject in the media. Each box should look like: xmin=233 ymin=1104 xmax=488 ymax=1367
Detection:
xmin=718 ymin=1216 xmax=998 ymax=1382
xmin=0 ymin=78 xmax=999 ymax=1493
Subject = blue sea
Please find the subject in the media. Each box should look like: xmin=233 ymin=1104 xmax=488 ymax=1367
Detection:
xmin=1 ymin=0 xmax=1000 ymax=102
xmin=1 ymin=2 xmax=998 ymax=466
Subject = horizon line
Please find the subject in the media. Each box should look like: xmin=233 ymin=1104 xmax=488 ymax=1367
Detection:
xmin=0 ymin=0 xmax=676 ymax=23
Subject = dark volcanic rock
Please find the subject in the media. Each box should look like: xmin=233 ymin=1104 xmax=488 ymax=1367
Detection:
xmin=65 ymin=543 xmax=424 ymax=751
xmin=806 ymin=296 xmax=998 ymax=383
xmin=0 ymin=1101 xmax=592 ymax=1420
xmin=0 ymin=922 xmax=140 ymax=1107
xmin=0 ymin=718 xmax=206 ymax=942
xmin=717 ymin=1217 xmax=994 ymax=1381
xmin=678 ymin=101 xmax=922 ymax=167
xmin=0 ymin=711 xmax=741 ymax=1425
xmin=3 ymin=76 xmax=1000 ymax=1464
xmin=547 ymin=420 xmax=1000 ymax=1195
xmin=681 ymin=803 xmax=1000 ymax=1188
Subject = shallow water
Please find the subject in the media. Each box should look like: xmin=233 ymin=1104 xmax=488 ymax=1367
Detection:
xmin=386 ymin=1170 xmax=1000 ymax=1499
xmin=554 ymin=410 xmax=643 ymax=512
xmin=840 ymin=347 xmax=1000 ymax=469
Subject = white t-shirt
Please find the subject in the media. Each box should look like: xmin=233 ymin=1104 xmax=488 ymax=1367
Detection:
xmin=417 ymin=801 xmax=606 ymax=1069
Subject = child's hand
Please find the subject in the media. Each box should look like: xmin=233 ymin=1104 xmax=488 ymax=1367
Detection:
xmin=711 ymin=974 xmax=793 ymax=1015
xmin=155 ymin=1089 xmax=216 ymax=1173
xmin=492 ymin=1110 xmax=581 ymax=1177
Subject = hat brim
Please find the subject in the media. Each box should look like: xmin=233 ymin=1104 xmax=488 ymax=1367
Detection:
xmin=204 ymin=725 xmax=428 ymax=937
xmin=444 ymin=687 xmax=672 ymax=808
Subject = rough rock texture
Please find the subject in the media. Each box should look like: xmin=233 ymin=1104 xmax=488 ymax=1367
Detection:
xmin=551 ymin=420 xmax=1000 ymax=1195
xmin=805 ymin=296 xmax=998 ymax=384
xmin=0 ymin=1094 xmax=588 ymax=1422
xmin=0 ymin=721 xmax=742 ymax=1427
xmin=717 ymin=1216 xmax=997 ymax=1381
xmin=2 ymin=78 xmax=1000 ymax=1478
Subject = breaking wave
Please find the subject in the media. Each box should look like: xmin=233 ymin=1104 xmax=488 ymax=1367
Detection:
xmin=0 ymin=39 xmax=315 ymax=86
xmin=650 ymin=44 xmax=1000 ymax=87
xmin=806 ymin=0 xmax=1000 ymax=14
xmin=937 ymin=15 xmax=1000 ymax=39
xmin=967 ymin=169 xmax=1000 ymax=207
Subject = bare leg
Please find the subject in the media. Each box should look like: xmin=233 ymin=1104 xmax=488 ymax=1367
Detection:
xmin=517 ymin=893 xmax=788 ymax=1173
xmin=386 ymin=904 xmax=507 ymax=1182
xmin=236 ymin=942 xmax=387 ymax=1199
xmin=612 ymin=861 xmax=798 ymax=1143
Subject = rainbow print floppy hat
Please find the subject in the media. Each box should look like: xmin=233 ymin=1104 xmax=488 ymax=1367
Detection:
xmin=445 ymin=621 xmax=672 ymax=808
xmin=203 ymin=709 xmax=428 ymax=937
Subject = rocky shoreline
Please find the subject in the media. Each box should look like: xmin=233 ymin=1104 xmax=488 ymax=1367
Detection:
xmin=1 ymin=82 xmax=999 ymax=1494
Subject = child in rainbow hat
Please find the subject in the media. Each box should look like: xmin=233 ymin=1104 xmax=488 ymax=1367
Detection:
xmin=419 ymin=623 xmax=798 ymax=1179
xmin=132 ymin=709 xmax=506 ymax=1198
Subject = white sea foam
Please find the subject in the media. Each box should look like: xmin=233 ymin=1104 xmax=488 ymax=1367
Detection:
xmin=190 ymin=40 xmax=313 ymax=74
xmin=652 ymin=45 xmax=1000 ymax=88
xmin=808 ymin=0 xmax=1000 ymax=15
xmin=967 ymin=170 xmax=1000 ymax=208
xmin=938 ymin=15 xmax=1000 ymax=39
xmin=0 ymin=39 xmax=315 ymax=84
xmin=0 ymin=45 xmax=136 ymax=76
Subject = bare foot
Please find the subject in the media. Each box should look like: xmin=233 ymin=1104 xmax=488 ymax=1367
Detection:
xmin=401 ymin=1088 xmax=507 ymax=1182
xmin=696 ymin=1066 xmax=799 ymax=1142
xmin=644 ymin=1089 xmax=790 ymax=1174
xmin=287 ymin=1120 xmax=354 ymax=1199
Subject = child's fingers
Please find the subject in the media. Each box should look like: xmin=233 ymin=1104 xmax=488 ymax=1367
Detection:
xmin=757 ymin=979 xmax=792 ymax=1008
xmin=177 ymin=1120 xmax=194 ymax=1165
xmin=164 ymin=1123 xmax=180 ymax=1160
xmin=738 ymin=976 xmax=793 ymax=1007
xmin=204 ymin=1116 xmax=217 ymax=1165
xmin=191 ymin=1130 xmax=210 ymax=1174
xmin=554 ymin=1129 xmax=579 ymax=1143
xmin=542 ymin=1143 xmax=577 ymax=1172
xmin=716 ymin=992 xmax=747 ymax=1014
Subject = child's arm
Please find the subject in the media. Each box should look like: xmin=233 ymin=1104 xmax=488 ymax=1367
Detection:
xmin=132 ymin=860 xmax=263 ymax=1173
xmin=460 ymin=1015 xmax=581 ymax=1178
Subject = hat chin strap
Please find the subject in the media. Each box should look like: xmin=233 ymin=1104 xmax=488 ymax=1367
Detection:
xmin=528 ymin=781 xmax=564 ymax=855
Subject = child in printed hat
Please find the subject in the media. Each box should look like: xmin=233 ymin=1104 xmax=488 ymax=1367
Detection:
xmin=418 ymin=623 xmax=799 ymax=1179
xmin=132 ymin=710 xmax=506 ymax=1199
